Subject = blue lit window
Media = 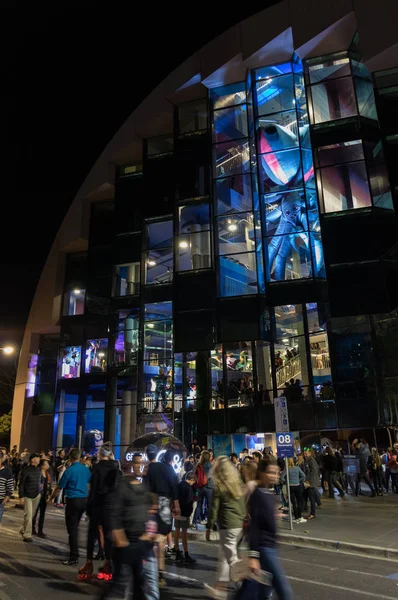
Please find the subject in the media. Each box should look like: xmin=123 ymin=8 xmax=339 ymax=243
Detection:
xmin=255 ymin=63 xmax=292 ymax=81
xmin=213 ymin=105 xmax=248 ymax=143
xmin=215 ymin=174 xmax=253 ymax=215
xmin=214 ymin=139 xmax=250 ymax=178
xmin=144 ymin=219 xmax=173 ymax=285
xmin=210 ymin=82 xmax=246 ymax=110
xmin=60 ymin=346 xmax=81 ymax=379
xmin=255 ymin=74 xmax=294 ymax=117
xmin=219 ymin=254 xmax=258 ymax=296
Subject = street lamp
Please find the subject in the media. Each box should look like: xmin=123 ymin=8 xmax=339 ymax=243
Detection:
xmin=0 ymin=347 xmax=14 ymax=355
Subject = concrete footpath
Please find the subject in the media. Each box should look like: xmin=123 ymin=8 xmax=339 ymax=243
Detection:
xmin=189 ymin=492 xmax=398 ymax=561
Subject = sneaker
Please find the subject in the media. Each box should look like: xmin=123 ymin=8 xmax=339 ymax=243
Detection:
xmin=184 ymin=554 xmax=196 ymax=565
xmin=200 ymin=520 xmax=207 ymax=525
xmin=297 ymin=517 xmax=307 ymax=523
xmin=63 ymin=559 xmax=78 ymax=566
xmin=175 ymin=551 xmax=185 ymax=563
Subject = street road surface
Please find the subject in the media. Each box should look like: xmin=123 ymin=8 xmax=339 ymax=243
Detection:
xmin=0 ymin=505 xmax=398 ymax=599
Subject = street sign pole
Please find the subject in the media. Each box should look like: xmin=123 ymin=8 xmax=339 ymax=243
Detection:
xmin=285 ymin=457 xmax=293 ymax=531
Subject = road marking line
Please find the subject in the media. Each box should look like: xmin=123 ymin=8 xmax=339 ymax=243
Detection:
xmin=287 ymin=575 xmax=398 ymax=599
xmin=346 ymin=569 xmax=385 ymax=578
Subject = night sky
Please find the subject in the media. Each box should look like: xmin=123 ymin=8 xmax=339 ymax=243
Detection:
xmin=1 ymin=3 xmax=279 ymax=348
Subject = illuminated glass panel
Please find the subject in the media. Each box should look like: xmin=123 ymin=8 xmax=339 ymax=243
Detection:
xmin=63 ymin=289 xmax=85 ymax=316
xmin=274 ymin=305 xmax=305 ymax=339
xmin=113 ymin=263 xmax=140 ymax=297
xmin=85 ymin=339 xmax=108 ymax=374
xmin=255 ymin=74 xmax=294 ymax=117
xmin=259 ymin=148 xmax=303 ymax=194
xmin=213 ymin=105 xmax=248 ymax=143
xmin=177 ymin=232 xmax=211 ymax=271
xmin=211 ymin=345 xmax=224 ymax=410
xmin=255 ymin=63 xmax=292 ymax=80
xmin=217 ymin=212 xmax=256 ymax=255
xmin=225 ymin=343 xmax=253 ymax=407
xmin=215 ymin=174 xmax=253 ymax=215
xmin=307 ymin=56 xmax=351 ymax=84
xmin=113 ymin=308 xmax=139 ymax=367
xmin=267 ymin=233 xmax=312 ymax=282
xmin=310 ymin=77 xmax=357 ymax=124
xmin=144 ymin=249 xmax=173 ymax=285
xmin=210 ymin=82 xmax=246 ymax=110
xmin=145 ymin=220 xmax=173 ymax=249
xmin=318 ymin=162 xmax=372 ymax=213
xmin=178 ymin=203 xmax=210 ymax=233
xmin=214 ymin=139 xmax=250 ymax=178
xmin=219 ymin=253 xmax=257 ymax=296
xmin=60 ymin=346 xmax=81 ymax=379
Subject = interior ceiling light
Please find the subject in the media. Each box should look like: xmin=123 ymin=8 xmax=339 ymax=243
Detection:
xmin=227 ymin=223 xmax=238 ymax=232
xmin=148 ymin=260 xmax=156 ymax=266
xmin=179 ymin=240 xmax=189 ymax=248
xmin=74 ymin=289 xmax=81 ymax=294
xmin=147 ymin=323 xmax=155 ymax=328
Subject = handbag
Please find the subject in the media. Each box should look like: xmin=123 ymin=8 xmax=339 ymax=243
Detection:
xmin=304 ymin=481 xmax=311 ymax=489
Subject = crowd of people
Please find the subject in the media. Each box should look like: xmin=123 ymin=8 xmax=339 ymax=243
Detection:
xmin=0 ymin=438 xmax=397 ymax=599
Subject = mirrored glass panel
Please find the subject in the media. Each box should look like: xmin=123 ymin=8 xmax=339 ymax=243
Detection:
xmin=318 ymin=162 xmax=372 ymax=213
xmin=214 ymin=139 xmax=250 ymax=178
xmin=213 ymin=105 xmax=248 ymax=143
xmin=255 ymin=74 xmax=294 ymax=116
xmin=219 ymin=253 xmax=257 ymax=296
xmin=85 ymin=339 xmax=108 ymax=374
xmin=307 ymin=56 xmax=351 ymax=84
xmin=310 ymin=77 xmax=357 ymax=124
xmin=60 ymin=346 xmax=81 ymax=379
xmin=215 ymin=174 xmax=253 ymax=215
xmin=316 ymin=140 xmax=364 ymax=168
xmin=355 ymin=78 xmax=378 ymax=121
xmin=54 ymin=412 xmax=77 ymax=448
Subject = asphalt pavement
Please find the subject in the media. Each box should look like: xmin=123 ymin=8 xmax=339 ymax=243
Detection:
xmin=0 ymin=504 xmax=398 ymax=599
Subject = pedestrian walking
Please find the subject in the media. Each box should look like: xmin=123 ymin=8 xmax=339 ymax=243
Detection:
xmin=19 ymin=453 xmax=41 ymax=542
xmin=32 ymin=458 xmax=52 ymax=538
xmin=353 ymin=442 xmax=376 ymax=497
xmin=386 ymin=450 xmax=398 ymax=493
xmin=78 ymin=442 xmax=119 ymax=580
xmin=101 ymin=460 xmax=156 ymax=599
xmin=146 ymin=445 xmax=180 ymax=587
xmin=236 ymin=457 xmax=293 ymax=600
xmin=204 ymin=456 xmax=245 ymax=598
xmin=368 ymin=448 xmax=383 ymax=496
xmin=49 ymin=448 xmax=91 ymax=565
xmin=323 ymin=447 xmax=345 ymax=498
xmin=0 ymin=450 xmax=14 ymax=524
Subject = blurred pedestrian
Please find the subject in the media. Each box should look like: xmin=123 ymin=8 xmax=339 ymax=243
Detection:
xmin=19 ymin=453 xmax=41 ymax=542
xmin=0 ymin=450 xmax=14 ymax=524
xmin=32 ymin=458 xmax=52 ymax=538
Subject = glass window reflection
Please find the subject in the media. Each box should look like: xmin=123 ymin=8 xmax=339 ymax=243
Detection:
xmin=85 ymin=339 xmax=108 ymax=374
xmin=113 ymin=263 xmax=140 ymax=297
xmin=210 ymin=82 xmax=246 ymax=110
xmin=217 ymin=212 xmax=257 ymax=255
xmin=219 ymin=253 xmax=257 ymax=296
xmin=215 ymin=174 xmax=253 ymax=215
xmin=214 ymin=139 xmax=250 ymax=178
xmin=225 ymin=343 xmax=253 ymax=407
xmin=255 ymin=74 xmax=294 ymax=117
xmin=310 ymin=77 xmax=357 ymax=124
xmin=213 ymin=105 xmax=248 ymax=143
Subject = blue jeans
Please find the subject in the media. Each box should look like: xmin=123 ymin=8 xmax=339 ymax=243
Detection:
xmin=143 ymin=550 xmax=159 ymax=600
xmin=237 ymin=547 xmax=293 ymax=600
xmin=0 ymin=503 xmax=5 ymax=523
xmin=193 ymin=486 xmax=212 ymax=524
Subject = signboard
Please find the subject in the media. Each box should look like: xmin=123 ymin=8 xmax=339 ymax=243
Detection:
xmin=276 ymin=432 xmax=295 ymax=458
xmin=343 ymin=455 xmax=359 ymax=476
xmin=274 ymin=397 xmax=290 ymax=432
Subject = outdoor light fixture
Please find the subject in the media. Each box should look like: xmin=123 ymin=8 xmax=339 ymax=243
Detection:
xmin=179 ymin=240 xmax=189 ymax=249
xmin=148 ymin=260 xmax=156 ymax=266
xmin=0 ymin=346 xmax=14 ymax=355
xmin=227 ymin=223 xmax=238 ymax=232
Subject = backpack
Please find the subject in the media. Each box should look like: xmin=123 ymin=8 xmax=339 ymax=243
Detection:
xmin=196 ymin=464 xmax=208 ymax=488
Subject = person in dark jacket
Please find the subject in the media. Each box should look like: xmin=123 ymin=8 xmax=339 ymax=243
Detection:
xmin=304 ymin=449 xmax=320 ymax=519
xmin=101 ymin=468 xmax=154 ymax=600
xmin=354 ymin=442 xmax=376 ymax=497
xmin=32 ymin=458 xmax=52 ymax=538
xmin=19 ymin=454 xmax=41 ymax=542
xmin=236 ymin=457 xmax=293 ymax=600
xmin=323 ymin=447 xmax=345 ymax=498
xmin=174 ymin=472 xmax=196 ymax=564
xmin=78 ymin=442 xmax=119 ymax=580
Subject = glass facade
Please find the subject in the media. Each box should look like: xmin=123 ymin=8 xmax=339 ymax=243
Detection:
xmin=51 ymin=52 xmax=397 ymax=454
